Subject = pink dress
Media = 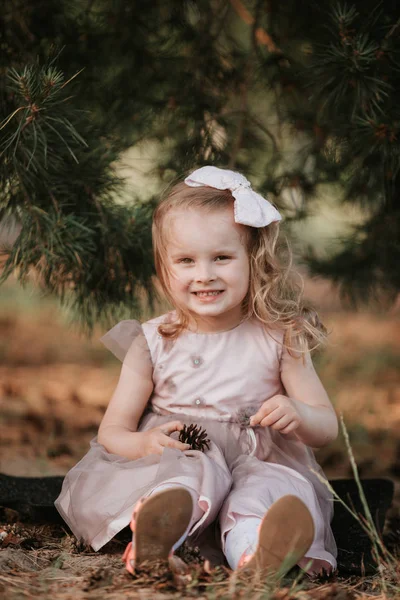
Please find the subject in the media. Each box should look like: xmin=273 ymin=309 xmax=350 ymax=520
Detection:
xmin=55 ymin=313 xmax=337 ymax=570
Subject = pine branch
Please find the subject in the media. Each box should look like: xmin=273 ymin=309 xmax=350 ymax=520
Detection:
xmin=1 ymin=0 xmax=400 ymax=311
xmin=0 ymin=59 xmax=155 ymax=329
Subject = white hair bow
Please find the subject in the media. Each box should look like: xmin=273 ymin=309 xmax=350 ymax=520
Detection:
xmin=184 ymin=165 xmax=281 ymax=228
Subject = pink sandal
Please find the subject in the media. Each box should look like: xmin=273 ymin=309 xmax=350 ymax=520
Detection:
xmin=122 ymin=487 xmax=193 ymax=574
xmin=237 ymin=495 xmax=315 ymax=577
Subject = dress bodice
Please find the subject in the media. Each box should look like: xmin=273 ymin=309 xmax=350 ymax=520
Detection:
xmin=141 ymin=314 xmax=285 ymax=421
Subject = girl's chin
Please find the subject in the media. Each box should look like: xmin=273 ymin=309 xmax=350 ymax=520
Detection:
xmin=190 ymin=306 xmax=225 ymax=315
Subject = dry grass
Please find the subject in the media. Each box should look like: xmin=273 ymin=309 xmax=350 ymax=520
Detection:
xmin=0 ymin=519 xmax=397 ymax=600
xmin=0 ymin=525 xmax=398 ymax=600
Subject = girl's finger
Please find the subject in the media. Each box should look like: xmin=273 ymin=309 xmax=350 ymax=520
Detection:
xmin=280 ymin=422 xmax=298 ymax=435
xmin=249 ymin=409 xmax=267 ymax=427
xmin=250 ymin=402 xmax=277 ymax=426
xmin=163 ymin=436 xmax=191 ymax=451
xmin=258 ymin=407 xmax=283 ymax=427
xmin=158 ymin=421 xmax=184 ymax=435
xmin=269 ymin=415 xmax=292 ymax=431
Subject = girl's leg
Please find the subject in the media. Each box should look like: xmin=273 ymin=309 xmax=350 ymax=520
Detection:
xmin=123 ymin=486 xmax=196 ymax=574
xmin=224 ymin=496 xmax=314 ymax=575
xmin=123 ymin=466 xmax=223 ymax=573
xmin=220 ymin=459 xmax=337 ymax=577
xmin=122 ymin=434 xmax=232 ymax=573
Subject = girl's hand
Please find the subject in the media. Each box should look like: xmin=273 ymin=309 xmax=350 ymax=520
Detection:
xmin=249 ymin=395 xmax=302 ymax=435
xmin=139 ymin=421 xmax=191 ymax=456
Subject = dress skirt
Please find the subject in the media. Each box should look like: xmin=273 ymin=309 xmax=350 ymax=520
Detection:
xmin=55 ymin=411 xmax=337 ymax=570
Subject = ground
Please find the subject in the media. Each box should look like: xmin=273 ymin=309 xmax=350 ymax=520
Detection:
xmin=0 ymin=278 xmax=399 ymax=599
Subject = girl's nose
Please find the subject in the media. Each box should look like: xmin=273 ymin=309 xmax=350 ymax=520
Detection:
xmin=195 ymin=262 xmax=216 ymax=283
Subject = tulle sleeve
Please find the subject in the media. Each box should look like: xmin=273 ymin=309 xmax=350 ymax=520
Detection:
xmin=100 ymin=320 xmax=152 ymax=371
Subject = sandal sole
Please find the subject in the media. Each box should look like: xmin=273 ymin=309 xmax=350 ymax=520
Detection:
xmin=239 ymin=495 xmax=315 ymax=576
xmin=134 ymin=488 xmax=193 ymax=563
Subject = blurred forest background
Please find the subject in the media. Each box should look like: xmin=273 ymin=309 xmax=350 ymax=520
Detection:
xmin=0 ymin=0 xmax=399 ymax=510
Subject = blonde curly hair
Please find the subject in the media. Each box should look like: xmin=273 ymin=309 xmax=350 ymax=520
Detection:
xmin=152 ymin=180 xmax=327 ymax=354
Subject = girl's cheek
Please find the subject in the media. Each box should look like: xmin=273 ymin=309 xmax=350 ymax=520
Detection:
xmin=171 ymin=271 xmax=191 ymax=286
xmin=170 ymin=268 xmax=182 ymax=281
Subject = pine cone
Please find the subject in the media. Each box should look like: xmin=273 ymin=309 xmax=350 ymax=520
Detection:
xmin=179 ymin=424 xmax=210 ymax=452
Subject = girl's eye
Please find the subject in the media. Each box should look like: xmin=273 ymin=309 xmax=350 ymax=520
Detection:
xmin=178 ymin=258 xmax=193 ymax=264
xmin=215 ymin=255 xmax=230 ymax=261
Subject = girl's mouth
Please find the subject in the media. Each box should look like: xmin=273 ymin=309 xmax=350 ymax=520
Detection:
xmin=193 ymin=290 xmax=223 ymax=297
xmin=192 ymin=290 xmax=224 ymax=302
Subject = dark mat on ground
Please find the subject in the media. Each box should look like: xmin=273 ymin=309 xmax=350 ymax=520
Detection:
xmin=0 ymin=474 xmax=395 ymax=574
xmin=330 ymin=478 xmax=395 ymax=574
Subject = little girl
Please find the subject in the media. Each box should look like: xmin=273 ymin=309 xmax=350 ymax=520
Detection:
xmin=55 ymin=166 xmax=338 ymax=578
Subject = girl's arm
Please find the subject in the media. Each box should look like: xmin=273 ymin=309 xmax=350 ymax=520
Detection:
xmin=98 ymin=333 xmax=189 ymax=459
xmin=250 ymin=349 xmax=338 ymax=448
xmin=280 ymin=349 xmax=338 ymax=447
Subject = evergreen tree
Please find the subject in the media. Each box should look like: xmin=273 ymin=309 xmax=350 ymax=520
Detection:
xmin=1 ymin=1 xmax=399 ymax=327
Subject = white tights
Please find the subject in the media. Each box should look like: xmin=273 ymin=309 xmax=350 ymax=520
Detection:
xmin=224 ymin=517 xmax=261 ymax=569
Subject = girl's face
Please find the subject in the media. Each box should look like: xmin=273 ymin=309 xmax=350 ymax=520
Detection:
xmin=165 ymin=207 xmax=250 ymax=332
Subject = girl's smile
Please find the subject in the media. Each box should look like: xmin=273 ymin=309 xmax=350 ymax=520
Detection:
xmin=192 ymin=290 xmax=224 ymax=301
xmin=165 ymin=208 xmax=250 ymax=332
